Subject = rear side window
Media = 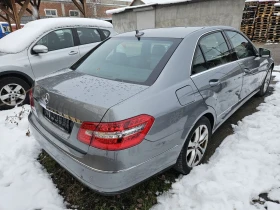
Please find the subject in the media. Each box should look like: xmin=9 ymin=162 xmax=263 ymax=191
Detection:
xmin=101 ymin=29 xmax=110 ymax=38
xmin=199 ymin=32 xmax=232 ymax=69
xmin=192 ymin=47 xmax=208 ymax=75
xmin=72 ymin=37 xmax=181 ymax=85
xmin=225 ymin=31 xmax=256 ymax=59
xmin=77 ymin=28 xmax=101 ymax=45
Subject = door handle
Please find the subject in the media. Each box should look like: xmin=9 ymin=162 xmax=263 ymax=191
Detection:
xmin=243 ymin=68 xmax=251 ymax=74
xmin=209 ymin=79 xmax=220 ymax=87
xmin=69 ymin=51 xmax=78 ymax=55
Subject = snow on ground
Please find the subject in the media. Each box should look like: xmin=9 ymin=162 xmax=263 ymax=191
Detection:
xmin=153 ymin=71 xmax=280 ymax=210
xmin=0 ymin=106 xmax=65 ymax=210
xmin=1 ymin=70 xmax=280 ymax=210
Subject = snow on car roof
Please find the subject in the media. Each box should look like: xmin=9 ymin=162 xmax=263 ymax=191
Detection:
xmin=0 ymin=18 xmax=113 ymax=54
xmin=106 ymin=0 xmax=192 ymax=14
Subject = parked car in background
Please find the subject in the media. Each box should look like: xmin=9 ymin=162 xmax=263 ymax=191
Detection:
xmin=0 ymin=22 xmax=10 ymax=38
xmin=11 ymin=23 xmax=25 ymax=31
xmin=0 ymin=18 xmax=115 ymax=109
xmin=29 ymin=26 xmax=274 ymax=195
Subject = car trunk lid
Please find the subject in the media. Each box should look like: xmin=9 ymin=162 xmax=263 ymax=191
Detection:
xmin=33 ymin=70 xmax=148 ymax=153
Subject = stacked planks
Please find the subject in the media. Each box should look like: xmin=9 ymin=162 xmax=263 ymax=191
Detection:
xmin=253 ymin=1 xmax=275 ymax=42
xmin=241 ymin=1 xmax=258 ymax=40
xmin=267 ymin=3 xmax=280 ymax=42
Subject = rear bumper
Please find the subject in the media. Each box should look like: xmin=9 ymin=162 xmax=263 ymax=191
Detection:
xmin=28 ymin=113 xmax=177 ymax=195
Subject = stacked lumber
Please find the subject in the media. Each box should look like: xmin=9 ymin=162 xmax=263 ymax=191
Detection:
xmin=267 ymin=3 xmax=280 ymax=42
xmin=253 ymin=1 xmax=275 ymax=42
xmin=241 ymin=1 xmax=258 ymax=39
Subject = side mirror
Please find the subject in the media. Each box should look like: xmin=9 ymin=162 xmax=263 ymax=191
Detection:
xmin=33 ymin=45 xmax=48 ymax=54
xmin=259 ymin=48 xmax=271 ymax=58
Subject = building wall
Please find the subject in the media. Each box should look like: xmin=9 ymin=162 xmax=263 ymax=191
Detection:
xmin=38 ymin=1 xmax=95 ymax=17
xmin=155 ymin=0 xmax=245 ymax=29
xmin=112 ymin=0 xmax=245 ymax=33
xmin=112 ymin=11 xmax=137 ymax=32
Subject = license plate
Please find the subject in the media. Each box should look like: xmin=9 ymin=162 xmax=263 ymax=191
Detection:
xmin=43 ymin=108 xmax=73 ymax=133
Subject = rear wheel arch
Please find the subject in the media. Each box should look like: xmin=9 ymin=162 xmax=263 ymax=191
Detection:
xmin=203 ymin=112 xmax=215 ymax=130
xmin=0 ymin=71 xmax=33 ymax=87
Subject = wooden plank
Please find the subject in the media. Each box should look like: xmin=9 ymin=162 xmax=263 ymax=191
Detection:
xmin=10 ymin=0 xmax=20 ymax=29
xmin=71 ymin=0 xmax=85 ymax=16
xmin=18 ymin=0 xmax=30 ymax=19
xmin=82 ymin=0 xmax=87 ymax=17
xmin=6 ymin=13 xmax=12 ymax=32
xmin=0 ymin=5 xmax=15 ymax=21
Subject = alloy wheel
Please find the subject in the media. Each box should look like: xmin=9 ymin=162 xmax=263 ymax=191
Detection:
xmin=0 ymin=83 xmax=26 ymax=106
xmin=186 ymin=125 xmax=209 ymax=167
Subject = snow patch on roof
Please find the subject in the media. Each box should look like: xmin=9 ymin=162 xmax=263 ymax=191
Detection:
xmin=106 ymin=0 xmax=191 ymax=15
xmin=0 ymin=18 xmax=112 ymax=54
xmin=245 ymin=0 xmax=279 ymax=2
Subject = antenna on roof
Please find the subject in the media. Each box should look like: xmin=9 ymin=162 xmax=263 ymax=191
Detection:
xmin=135 ymin=29 xmax=144 ymax=41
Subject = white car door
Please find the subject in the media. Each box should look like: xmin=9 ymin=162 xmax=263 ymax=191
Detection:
xmin=29 ymin=28 xmax=80 ymax=79
xmin=76 ymin=28 xmax=104 ymax=57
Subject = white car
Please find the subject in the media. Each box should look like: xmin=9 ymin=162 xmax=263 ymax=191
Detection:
xmin=0 ymin=18 xmax=116 ymax=109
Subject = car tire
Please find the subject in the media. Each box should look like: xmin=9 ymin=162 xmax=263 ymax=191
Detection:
xmin=175 ymin=116 xmax=212 ymax=175
xmin=258 ymin=68 xmax=272 ymax=97
xmin=0 ymin=77 xmax=31 ymax=110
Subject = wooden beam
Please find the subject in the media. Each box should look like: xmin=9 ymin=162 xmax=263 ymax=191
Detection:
xmin=18 ymin=0 xmax=30 ymax=19
xmin=6 ymin=13 xmax=12 ymax=32
xmin=0 ymin=5 xmax=15 ymax=20
xmin=81 ymin=0 xmax=87 ymax=17
xmin=17 ymin=1 xmax=33 ymax=16
xmin=0 ymin=13 xmax=7 ymax=21
xmin=10 ymin=0 xmax=20 ymax=29
xmin=72 ymin=0 xmax=85 ymax=16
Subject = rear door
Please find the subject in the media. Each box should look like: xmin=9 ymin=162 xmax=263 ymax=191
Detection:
xmin=224 ymin=31 xmax=261 ymax=99
xmin=191 ymin=31 xmax=243 ymax=125
xmin=76 ymin=27 xmax=104 ymax=56
xmin=29 ymin=28 xmax=80 ymax=78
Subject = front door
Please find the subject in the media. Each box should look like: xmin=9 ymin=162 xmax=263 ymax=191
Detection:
xmin=224 ymin=31 xmax=261 ymax=99
xmin=29 ymin=28 xmax=80 ymax=79
xmin=191 ymin=31 xmax=243 ymax=125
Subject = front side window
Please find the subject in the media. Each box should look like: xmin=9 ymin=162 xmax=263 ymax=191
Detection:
xmin=45 ymin=9 xmax=57 ymax=17
xmin=72 ymin=37 xmax=181 ymax=85
xmin=199 ymin=32 xmax=232 ymax=69
xmin=77 ymin=28 xmax=101 ymax=45
xmin=225 ymin=31 xmax=256 ymax=59
xmin=36 ymin=29 xmax=74 ymax=51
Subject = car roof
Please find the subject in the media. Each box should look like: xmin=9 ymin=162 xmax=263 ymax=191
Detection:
xmin=25 ymin=18 xmax=113 ymax=29
xmin=115 ymin=26 xmax=237 ymax=38
xmin=0 ymin=18 xmax=113 ymax=54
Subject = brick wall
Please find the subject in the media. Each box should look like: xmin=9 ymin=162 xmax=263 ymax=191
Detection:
xmin=38 ymin=1 xmax=95 ymax=17
xmin=0 ymin=0 xmax=129 ymax=23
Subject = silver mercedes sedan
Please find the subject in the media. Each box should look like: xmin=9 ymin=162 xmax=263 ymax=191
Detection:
xmin=29 ymin=26 xmax=274 ymax=195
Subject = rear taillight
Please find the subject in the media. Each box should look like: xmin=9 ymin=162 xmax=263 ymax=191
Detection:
xmin=29 ymin=89 xmax=34 ymax=107
xmin=77 ymin=115 xmax=154 ymax=151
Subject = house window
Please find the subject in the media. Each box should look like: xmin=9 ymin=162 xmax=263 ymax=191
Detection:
xmin=45 ymin=9 xmax=57 ymax=17
xmin=69 ymin=10 xmax=80 ymax=17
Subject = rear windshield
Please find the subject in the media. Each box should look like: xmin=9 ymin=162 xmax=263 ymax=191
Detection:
xmin=72 ymin=37 xmax=181 ymax=85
